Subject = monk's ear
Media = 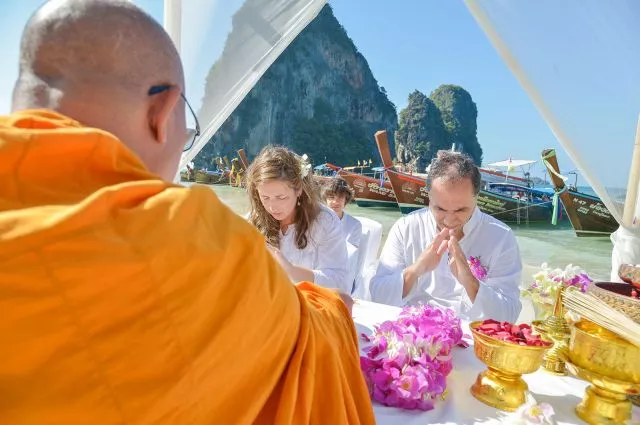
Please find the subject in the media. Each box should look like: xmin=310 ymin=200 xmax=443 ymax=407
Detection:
xmin=148 ymin=86 xmax=181 ymax=145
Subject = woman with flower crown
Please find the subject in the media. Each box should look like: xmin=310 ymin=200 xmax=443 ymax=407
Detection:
xmin=245 ymin=145 xmax=351 ymax=293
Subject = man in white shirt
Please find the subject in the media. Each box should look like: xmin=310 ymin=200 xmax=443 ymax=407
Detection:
xmin=370 ymin=151 xmax=522 ymax=322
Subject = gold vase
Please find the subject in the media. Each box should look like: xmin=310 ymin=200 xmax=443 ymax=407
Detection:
xmin=468 ymin=321 xmax=552 ymax=412
xmin=566 ymin=320 xmax=640 ymax=425
xmin=536 ymin=286 xmax=571 ymax=374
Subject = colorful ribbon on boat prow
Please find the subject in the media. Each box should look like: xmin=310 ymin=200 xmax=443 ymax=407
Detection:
xmin=541 ymin=150 xmax=570 ymax=226
xmin=551 ymin=186 xmax=568 ymax=226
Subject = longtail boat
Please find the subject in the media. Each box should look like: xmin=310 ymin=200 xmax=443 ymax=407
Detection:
xmin=228 ymin=149 xmax=250 ymax=188
xmin=541 ymin=148 xmax=618 ymax=236
xmin=375 ymin=130 xmax=555 ymax=224
xmin=338 ymin=166 xmax=398 ymax=209
xmin=229 ymin=158 xmax=243 ymax=187
xmin=180 ymin=161 xmax=196 ymax=182
xmin=312 ymin=164 xmax=336 ymax=186
xmin=313 ymin=163 xmax=398 ymax=208
xmin=478 ymin=166 xmax=530 ymax=185
xmin=194 ymin=169 xmax=229 ymax=185
xmin=194 ymin=157 xmax=230 ymax=185
xmin=238 ymin=148 xmax=250 ymax=170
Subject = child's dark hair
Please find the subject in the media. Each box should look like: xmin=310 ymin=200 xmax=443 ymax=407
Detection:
xmin=322 ymin=177 xmax=354 ymax=204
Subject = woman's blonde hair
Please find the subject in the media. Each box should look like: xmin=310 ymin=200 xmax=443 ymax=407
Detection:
xmin=245 ymin=145 xmax=320 ymax=249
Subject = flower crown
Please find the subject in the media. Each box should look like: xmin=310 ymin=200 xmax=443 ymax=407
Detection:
xmin=299 ymin=153 xmax=312 ymax=178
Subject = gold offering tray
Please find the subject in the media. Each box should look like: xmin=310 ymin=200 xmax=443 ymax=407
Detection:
xmin=565 ymin=360 xmax=640 ymax=424
xmin=565 ymin=361 xmax=639 ymax=396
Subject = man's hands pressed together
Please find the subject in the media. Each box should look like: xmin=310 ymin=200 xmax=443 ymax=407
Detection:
xmin=447 ymin=234 xmax=479 ymax=302
xmin=402 ymin=228 xmax=479 ymax=302
xmin=402 ymin=228 xmax=449 ymax=297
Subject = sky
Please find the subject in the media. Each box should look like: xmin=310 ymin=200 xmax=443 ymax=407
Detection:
xmin=1 ymin=0 xmax=637 ymax=190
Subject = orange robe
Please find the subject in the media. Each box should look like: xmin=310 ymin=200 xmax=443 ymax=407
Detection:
xmin=0 ymin=110 xmax=375 ymax=424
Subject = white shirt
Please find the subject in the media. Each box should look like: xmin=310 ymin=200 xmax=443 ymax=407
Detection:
xmin=370 ymin=207 xmax=522 ymax=322
xmin=280 ymin=205 xmax=350 ymax=293
xmin=341 ymin=213 xmax=363 ymax=292
xmin=341 ymin=213 xmax=362 ymax=248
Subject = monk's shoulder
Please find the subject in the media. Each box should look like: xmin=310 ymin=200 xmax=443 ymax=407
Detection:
xmin=157 ymin=184 xmax=264 ymax=246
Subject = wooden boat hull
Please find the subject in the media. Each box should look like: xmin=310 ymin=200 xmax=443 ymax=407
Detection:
xmin=563 ymin=191 xmax=618 ymax=236
xmin=232 ymin=149 xmax=249 ymax=188
xmin=180 ymin=170 xmax=195 ymax=182
xmin=541 ymin=148 xmax=617 ymax=237
xmin=388 ymin=176 xmax=552 ymax=222
xmin=388 ymin=176 xmax=429 ymax=214
xmin=313 ymin=175 xmax=334 ymax=186
xmin=195 ymin=170 xmax=229 ymax=185
xmin=374 ymin=131 xmax=553 ymax=223
xmin=338 ymin=171 xmax=398 ymax=209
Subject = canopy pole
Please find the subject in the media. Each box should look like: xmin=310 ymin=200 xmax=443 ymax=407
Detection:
xmin=163 ymin=0 xmax=182 ymax=55
xmin=623 ymin=114 xmax=640 ymax=228
xmin=164 ymin=0 xmax=183 ymax=183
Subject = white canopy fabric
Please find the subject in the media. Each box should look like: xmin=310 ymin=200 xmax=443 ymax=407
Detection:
xmin=464 ymin=0 xmax=640 ymax=279
xmin=167 ymin=0 xmax=328 ymax=172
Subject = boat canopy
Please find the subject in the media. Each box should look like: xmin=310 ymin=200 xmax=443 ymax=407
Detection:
xmin=487 ymin=159 xmax=536 ymax=168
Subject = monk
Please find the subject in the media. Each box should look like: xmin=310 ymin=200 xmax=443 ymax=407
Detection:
xmin=0 ymin=1 xmax=375 ymax=424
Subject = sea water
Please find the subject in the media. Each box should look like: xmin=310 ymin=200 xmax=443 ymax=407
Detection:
xmin=210 ymin=185 xmax=613 ymax=282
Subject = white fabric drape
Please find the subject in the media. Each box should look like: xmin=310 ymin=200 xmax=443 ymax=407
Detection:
xmin=464 ymin=0 xmax=640 ymax=278
xmin=170 ymin=0 xmax=328 ymax=171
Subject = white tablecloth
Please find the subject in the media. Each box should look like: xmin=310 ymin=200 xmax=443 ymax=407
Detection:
xmin=352 ymin=300 xmax=640 ymax=425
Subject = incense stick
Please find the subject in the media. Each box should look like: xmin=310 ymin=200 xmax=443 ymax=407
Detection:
xmin=563 ymin=289 xmax=640 ymax=347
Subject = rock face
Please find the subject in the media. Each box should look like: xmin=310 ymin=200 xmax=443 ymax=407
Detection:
xmin=395 ymin=85 xmax=483 ymax=172
xmin=395 ymin=90 xmax=449 ymax=173
xmin=430 ymin=84 xmax=483 ymax=165
xmin=196 ymin=4 xmax=398 ymax=168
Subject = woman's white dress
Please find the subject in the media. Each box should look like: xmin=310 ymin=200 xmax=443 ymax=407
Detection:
xmin=279 ymin=205 xmax=350 ymax=293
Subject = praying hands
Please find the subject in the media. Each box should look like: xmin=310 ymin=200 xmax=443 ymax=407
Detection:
xmin=402 ymin=228 xmax=449 ymax=296
xmin=447 ymin=234 xmax=480 ymax=302
xmin=402 ymin=228 xmax=479 ymax=301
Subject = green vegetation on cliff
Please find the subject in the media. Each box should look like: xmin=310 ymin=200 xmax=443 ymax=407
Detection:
xmin=196 ymin=4 xmax=397 ymax=168
xmin=194 ymin=4 xmax=483 ymax=171
xmin=395 ymin=90 xmax=449 ymax=172
xmin=395 ymin=85 xmax=483 ymax=171
xmin=430 ymin=84 xmax=483 ymax=165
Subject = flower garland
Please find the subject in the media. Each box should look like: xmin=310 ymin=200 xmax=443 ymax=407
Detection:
xmin=359 ymin=304 xmax=462 ymax=411
xmin=521 ymin=263 xmax=592 ymax=305
xmin=468 ymin=256 xmax=488 ymax=281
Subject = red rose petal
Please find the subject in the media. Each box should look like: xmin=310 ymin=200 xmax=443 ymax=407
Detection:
xmin=477 ymin=320 xmax=548 ymax=346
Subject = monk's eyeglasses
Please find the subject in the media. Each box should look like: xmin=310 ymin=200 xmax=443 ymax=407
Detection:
xmin=148 ymin=85 xmax=200 ymax=152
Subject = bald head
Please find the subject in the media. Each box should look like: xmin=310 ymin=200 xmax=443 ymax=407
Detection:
xmin=16 ymin=0 xmax=182 ymax=102
xmin=12 ymin=0 xmax=189 ymax=181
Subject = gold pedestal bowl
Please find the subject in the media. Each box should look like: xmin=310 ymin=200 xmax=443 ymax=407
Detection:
xmin=469 ymin=321 xmax=552 ymax=412
xmin=566 ymin=320 xmax=640 ymax=425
